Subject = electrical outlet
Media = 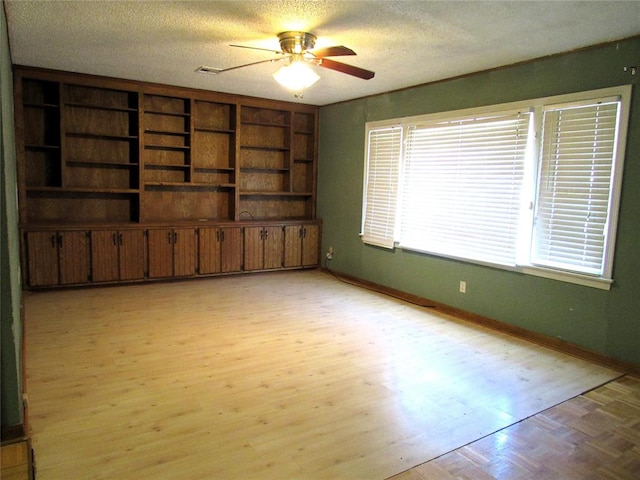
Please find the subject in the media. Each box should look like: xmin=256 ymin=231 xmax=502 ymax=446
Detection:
xmin=459 ymin=280 xmax=466 ymax=293
xmin=326 ymin=246 xmax=334 ymax=260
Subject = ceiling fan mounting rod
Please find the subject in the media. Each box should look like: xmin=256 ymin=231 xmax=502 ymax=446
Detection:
xmin=278 ymin=31 xmax=317 ymax=54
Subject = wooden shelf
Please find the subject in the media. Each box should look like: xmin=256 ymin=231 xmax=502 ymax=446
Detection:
xmin=241 ymin=121 xmax=289 ymax=128
xmin=194 ymin=166 xmax=235 ymax=172
xmin=16 ymin=67 xmax=317 ymax=230
xmin=66 ymin=132 xmax=138 ymax=141
xmin=195 ymin=127 xmax=235 ymax=134
xmin=144 ymin=182 xmax=235 ymax=189
xmin=239 ymin=191 xmax=312 ymax=197
xmin=25 ymin=144 xmax=60 ymax=150
xmin=67 ymin=161 xmax=139 ymax=169
xmin=145 ymin=129 xmax=189 ymax=136
xmin=145 ymin=163 xmax=189 ymax=169
xmin=65 ymin=102 xmax=137 ymax=113
xmin=144 ymin=144 xmax=190 ymax=151
xmin=24 ymin=102 xmax=59 ymax=109
xmin=240 ymin=166 xmax=289 ymax=172
xmin=26 ymin=186 xmax=139 ymax=194
xmin=145 ymin=109 xmax=190 ymax=118
xmin=240 ymin=145 xmax=290 ymax=152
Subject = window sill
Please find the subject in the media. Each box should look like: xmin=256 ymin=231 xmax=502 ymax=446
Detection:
xmin=518 ymin=266 xmax=613 ymax=290
xmin=393 ymin=244 xmax=613 ymax=290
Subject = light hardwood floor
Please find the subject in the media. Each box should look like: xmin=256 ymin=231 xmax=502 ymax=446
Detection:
xmin=24 ymin=270 xmax=623 ymax=479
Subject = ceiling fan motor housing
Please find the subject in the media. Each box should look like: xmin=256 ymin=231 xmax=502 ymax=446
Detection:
xmin=278 ymin=31 xmax=317 ymax=54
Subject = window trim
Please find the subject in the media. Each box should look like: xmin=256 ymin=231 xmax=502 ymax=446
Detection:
xmin=361 ymin=85 xmax=632 ymax=290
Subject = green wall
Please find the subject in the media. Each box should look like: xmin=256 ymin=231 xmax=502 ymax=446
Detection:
xmin=317 ymin=37 xmax=640 ymax=367
xmin=1 ymin=1 xmax=23 ymax=429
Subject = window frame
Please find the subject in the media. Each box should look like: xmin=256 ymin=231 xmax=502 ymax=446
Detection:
xmin=361 ymin=85 xmax=632 ymax=290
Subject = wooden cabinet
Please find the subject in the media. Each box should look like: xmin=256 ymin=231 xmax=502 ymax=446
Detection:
xmin=15 ymin=67 xmax=320 ymax=289
xmin=244 ymin=225 xmax=284 ymax=271
xmin=284 ymin=223 xmax=320 ymax=268
xmin=25 ymin=230 xmax=89 ymax=286
xmin=147 ymin=228 xmax=197 ymax=278
xmin=91 ymin=229 xmax=145 ymax=282
xmin=198 ymin=226 xmax=243 ymax=274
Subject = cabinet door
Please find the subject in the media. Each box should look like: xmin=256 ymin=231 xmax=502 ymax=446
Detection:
xmin=91 ymin=230 xmax=119 ymax=282
xmin=283 ymin=225 xmax=302 ymax=268
xmin=173 ymin=228 xmax=197 ymax=277
xmin=301 ymin=224 xmax=320 ymax=266
xmin=198 ymin=227 xmax=221 ymax=275
xmin=147 ymin=229 xmax=174 ymax=278
xmin=58 ymin=231 xmax=89 ymax=285
xmin=263 ymin=226 xmax=284 ymax=270
xmin=119 ymin=230 xmax=146 ymax=281
xmin=25 ymin=231 xmax=59 ymax=287
xmin=220 ymin=227 xmax=243 ymax=273
xmin=243 ymin=226 xmax=264 ymax=271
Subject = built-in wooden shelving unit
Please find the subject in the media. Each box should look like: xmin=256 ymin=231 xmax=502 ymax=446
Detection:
xmin=14 ymin=66 xmax=320 ymax=288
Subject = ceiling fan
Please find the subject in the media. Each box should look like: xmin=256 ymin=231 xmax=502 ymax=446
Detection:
xmin=199 ymin=31 xmax=374 ymax=92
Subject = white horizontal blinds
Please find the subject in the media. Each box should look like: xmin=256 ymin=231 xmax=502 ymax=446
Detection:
xmin=533 ymin=100 xmax=620 ymax=275
xmin=361 ymin=126 xmax=402 ymax=248
xmin=399 ymin=112 xmax=530 ymax=265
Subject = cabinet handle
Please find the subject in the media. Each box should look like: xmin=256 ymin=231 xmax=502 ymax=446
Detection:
xmin=216 ymin=230 xmax=220 ymax=242
xmin=174 ymin=232 xmax=178 ymax=243
xmin=50 ymin=234 xmax=56 ymax=248
xmin=168 ymin=232 xmax=172 ymax=244
xmin=112 ymin=233 xmax=117 ymax=246
xmin=221 ymin=230 xmax=225 ymax=242
xmin=57 ymin=234 xmax=63 ymax=248
xmin=298 ymin=227 xmax=303 ymax=238
xmin=264 ymin=229 xmax=269 ymax=239
xmin=119 ymin=233 xmax=123 ymax=246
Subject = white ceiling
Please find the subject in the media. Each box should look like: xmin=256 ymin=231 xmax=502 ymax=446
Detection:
xmin=5 ymin=1 xmax=640 ymax=106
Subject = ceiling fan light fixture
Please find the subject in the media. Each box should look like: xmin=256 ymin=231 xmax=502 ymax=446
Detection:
xmin=272 ymin=60 xmax=320 ymax=91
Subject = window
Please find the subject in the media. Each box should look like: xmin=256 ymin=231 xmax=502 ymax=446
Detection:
xmin=361 ymin=86 xmax=631 ymax=289
xmin=361 ymin=126 xmax=402 ymax=248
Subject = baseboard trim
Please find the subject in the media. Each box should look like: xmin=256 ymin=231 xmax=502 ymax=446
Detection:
xmin=322 ymin=268 xmax=640 ymax=377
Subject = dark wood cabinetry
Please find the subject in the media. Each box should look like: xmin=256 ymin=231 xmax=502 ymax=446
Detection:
xmin=244 ymin=226 xmax=285 ymax=271
xmin=25 ymin=230 xmax=89 ymax=286
xmin=147 ymin=228 xmax=197 ymax=278
xmin=198 ymin=226 xmax=243 ymax=274
xmin=284 ymin=224 xmax=320 ymax=268
xmin=90 ymin=229 xmax=145 ymax=282
xmin=15 ymin=67 xmax=320 ymax=289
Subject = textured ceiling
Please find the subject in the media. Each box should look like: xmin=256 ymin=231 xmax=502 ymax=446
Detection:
xmin=5 ymin=0 xmax=640 ymax=106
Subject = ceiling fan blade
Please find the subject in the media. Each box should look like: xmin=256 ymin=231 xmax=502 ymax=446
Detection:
xmin=229 ymin=44 xmax=284 ymax=55
xmin=216 ymin=56 xmax=287 ymax=74
xmin=318 ymin=58 xmax=375 ymax=80
xmin=310 ymin=46 xmax=356 ymax=58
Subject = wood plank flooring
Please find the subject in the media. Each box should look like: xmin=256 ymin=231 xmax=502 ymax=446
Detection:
xmin=393 ymin=375 xmax=640 ymax=479
xmin=23 ymin=270 xmax=622 ymax=479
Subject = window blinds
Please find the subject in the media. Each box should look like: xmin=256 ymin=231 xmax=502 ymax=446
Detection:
xmin=361 ymin=126 xmax=402 ymax=248
xmin=532 ymin=100 xmax=620 ymax=275
xmin=399 ymin=113 xmax=531 ymax=265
